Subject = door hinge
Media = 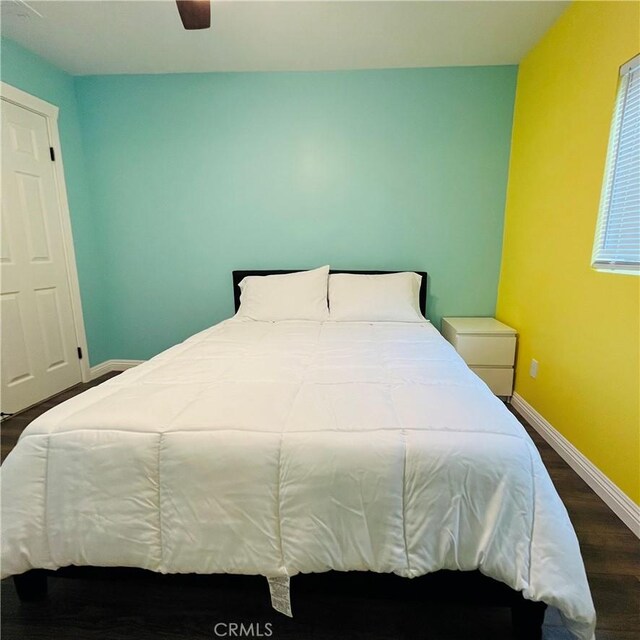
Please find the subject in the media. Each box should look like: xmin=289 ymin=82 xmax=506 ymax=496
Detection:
xmin=77 ymin=347 xmax=83 ymax=360
xmin=49 ymin=147 xmax=56 ymax=161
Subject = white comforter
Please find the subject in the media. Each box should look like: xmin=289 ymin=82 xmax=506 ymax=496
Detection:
xmin=1 ymin=319 xmax=595 ymax=638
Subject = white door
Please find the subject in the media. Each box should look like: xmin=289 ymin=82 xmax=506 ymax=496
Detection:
xmin=1 ymin=99 xmax=82 ymax=414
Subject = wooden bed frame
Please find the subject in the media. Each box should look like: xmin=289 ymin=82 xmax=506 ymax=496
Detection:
xmin=13 ymin=269 xmax=547 ymax=639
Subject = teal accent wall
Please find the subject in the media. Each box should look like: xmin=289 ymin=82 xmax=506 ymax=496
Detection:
xmin=76 ymin=67 xmax=517 ymax=360
xmin=0 ymin=39 xmax=110 ymax=364
xmin=2 ymin=37 xmax=517 ymax=363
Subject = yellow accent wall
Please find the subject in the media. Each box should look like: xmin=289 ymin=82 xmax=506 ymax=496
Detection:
xmin=497 ymin=1 xmax=640 ymax=503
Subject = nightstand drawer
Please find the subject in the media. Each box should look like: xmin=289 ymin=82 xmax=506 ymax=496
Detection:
xmin=456 ymin=335 xmax=516 ymax=366
xmin=470 ymin=366 xmax=514 ymax=396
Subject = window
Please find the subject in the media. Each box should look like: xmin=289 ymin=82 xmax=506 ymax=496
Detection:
xmin=592 ymin=54 xmax=640 ymax=274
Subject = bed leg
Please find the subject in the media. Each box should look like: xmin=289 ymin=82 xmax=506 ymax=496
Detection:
xmin=511 ymin=598 xmax=547 ymax=640
xmin=13 ymin=570 xmax=48 ymax=602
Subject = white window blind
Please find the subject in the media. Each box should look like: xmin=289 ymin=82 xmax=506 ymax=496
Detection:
xmin=592 ymin=54 xmax=640 ymax=273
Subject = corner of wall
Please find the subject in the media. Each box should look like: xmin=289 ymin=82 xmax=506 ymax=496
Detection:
xmin=0 ymin=37 xmax=112 ymax=366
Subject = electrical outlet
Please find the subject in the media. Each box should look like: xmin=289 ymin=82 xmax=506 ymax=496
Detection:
xmin=529 ymin=359 xmax=539 ymax=379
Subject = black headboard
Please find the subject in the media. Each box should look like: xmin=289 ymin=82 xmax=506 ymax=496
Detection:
xmin=232 ymin=270 xmax=428 ymax=316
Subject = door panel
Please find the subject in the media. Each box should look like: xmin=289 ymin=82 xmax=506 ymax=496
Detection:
xmin=1 ymin=210 xmax=13 ymax=263
xmin=1 ymin=99 xmax=81 ymax=413
xmin=35 ymin=287 xmax=68 ymax=371
xmin=7 ymin=119 xmax=38 ymax=158
xmin=17 ymin=171 xmax=52 ymax=261
xmin=1 ymin=292 xmax=33 ymax=386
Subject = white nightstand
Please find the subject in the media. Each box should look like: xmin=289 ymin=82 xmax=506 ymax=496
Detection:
xmin=441 ymin=317 xmax=517 ymax=398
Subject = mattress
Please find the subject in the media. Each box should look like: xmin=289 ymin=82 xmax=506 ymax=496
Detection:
xmin=0 ymin=318 xmax=595 ymax=639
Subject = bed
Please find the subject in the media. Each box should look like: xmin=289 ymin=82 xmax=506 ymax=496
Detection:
xmin=0 ymin=269 xmax=595 ymax=639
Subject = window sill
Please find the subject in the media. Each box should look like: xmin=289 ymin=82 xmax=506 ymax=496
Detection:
xmin=592 ymin=266 xmax=640 ymax=276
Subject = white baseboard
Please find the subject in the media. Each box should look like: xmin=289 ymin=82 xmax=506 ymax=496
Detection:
xmin=511 ymin=392 xmax=640 ymax=537
xmin=89 ymin=359 xmax=144 ymax=380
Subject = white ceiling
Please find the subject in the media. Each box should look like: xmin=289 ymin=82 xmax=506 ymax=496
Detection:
xmin=1 ymin=0 xmax=569 ymax=75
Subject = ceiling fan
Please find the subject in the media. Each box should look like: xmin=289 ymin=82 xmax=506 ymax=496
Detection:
xmin=176 ymin=0 xmax=211 ymax=30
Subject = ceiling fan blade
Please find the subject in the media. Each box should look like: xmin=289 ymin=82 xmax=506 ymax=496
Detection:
xmin=176 ymin=0 xmax=211 ymax=30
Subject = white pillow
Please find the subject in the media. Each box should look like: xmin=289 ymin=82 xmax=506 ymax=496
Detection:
xmin=237 ymin=266 xmax=330 ymax=321
xmin=328 ymin=272 xmax=424 ymax=322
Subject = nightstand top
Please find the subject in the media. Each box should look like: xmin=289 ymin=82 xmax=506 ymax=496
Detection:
xmin=441 ymin=317 xmax=517 ymax=335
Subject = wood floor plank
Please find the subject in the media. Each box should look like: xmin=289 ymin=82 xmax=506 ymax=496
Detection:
xmin=587 ymin=573 xmax=640 ymax=631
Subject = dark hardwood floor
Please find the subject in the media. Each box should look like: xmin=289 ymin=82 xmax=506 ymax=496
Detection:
xmin=1 ymin=376 xmax=638 ymax=639
xmin=0 ymin=372 xmax=121 ymax=463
